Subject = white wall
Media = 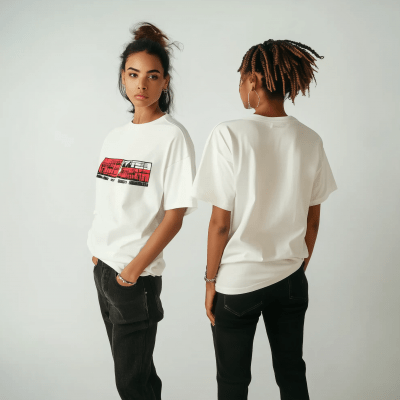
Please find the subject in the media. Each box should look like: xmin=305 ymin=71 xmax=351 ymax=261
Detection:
xmin=1 ymin=0 xmax=399 ymax=399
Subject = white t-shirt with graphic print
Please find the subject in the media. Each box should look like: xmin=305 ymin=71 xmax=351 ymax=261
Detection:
xmin=87 ymin=114 xmax=197 ymax=276
xmin=191 ymin=114 xmax=337 ymax=295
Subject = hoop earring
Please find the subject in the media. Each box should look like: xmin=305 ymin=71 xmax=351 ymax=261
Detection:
xmin=248 ymin=90 xmax=260 ymax=109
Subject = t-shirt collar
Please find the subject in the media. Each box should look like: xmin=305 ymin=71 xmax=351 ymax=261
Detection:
xmin=244 ymin=113 xmax=296 ymax=123
xmin=127 ymin=113 xmax=168 ymax=128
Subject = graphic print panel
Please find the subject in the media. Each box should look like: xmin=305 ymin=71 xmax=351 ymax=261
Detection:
xmin=97 ymin=158 xmax=152 ymax=187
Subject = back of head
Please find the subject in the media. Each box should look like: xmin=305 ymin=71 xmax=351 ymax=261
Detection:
xmin=238 ymin=40 xmax=324 ymax=104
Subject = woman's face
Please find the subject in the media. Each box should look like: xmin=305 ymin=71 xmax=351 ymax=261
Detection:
xmin=121 ymin=51 xmax=169 ymax=111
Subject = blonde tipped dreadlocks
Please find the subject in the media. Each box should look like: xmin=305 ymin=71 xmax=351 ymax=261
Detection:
xmin=238 ymin=39 xmax=324 ymax=104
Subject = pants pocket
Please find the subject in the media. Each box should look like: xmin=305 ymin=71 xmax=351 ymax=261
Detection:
xmin=106 ymin=270 xmax=149 ymax=324
xmin=288 ymin=263 xmax=308 ymax=301
xmin=223 ymin=291 xmax=263 ymax=317
xmin=150 ymin=276 xmax=164 ymax=315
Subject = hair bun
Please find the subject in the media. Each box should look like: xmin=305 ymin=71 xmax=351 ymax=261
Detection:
xmin=132 ymin=22 xmax=169 ymax=48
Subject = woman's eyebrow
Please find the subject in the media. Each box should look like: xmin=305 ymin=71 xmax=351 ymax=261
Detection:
xmin=127 ymin=67 xmax=161 ymax=73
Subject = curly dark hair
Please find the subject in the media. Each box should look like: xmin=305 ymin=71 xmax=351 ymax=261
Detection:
xmin=118 ymin=22 xmax=181 ymax=114
xmin=238 ymin=39 xmax=324 ymax=104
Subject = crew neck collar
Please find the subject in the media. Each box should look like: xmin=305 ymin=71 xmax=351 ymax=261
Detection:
xmin=127 ymin=113 xmax=168 ymax=128
xmin=245 ymin=113 xmax=296 ymax=123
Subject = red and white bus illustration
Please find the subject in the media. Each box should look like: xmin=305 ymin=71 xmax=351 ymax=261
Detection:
xmin=97 ymin=157 xmax=152 ymax=187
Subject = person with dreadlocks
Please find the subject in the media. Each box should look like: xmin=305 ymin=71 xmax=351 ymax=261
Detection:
xmin=191 ymin=39 xmax=337 ymax=399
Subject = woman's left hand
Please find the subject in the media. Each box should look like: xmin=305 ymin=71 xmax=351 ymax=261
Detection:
xmin=205 ymin=282 xmax=216 ymax=326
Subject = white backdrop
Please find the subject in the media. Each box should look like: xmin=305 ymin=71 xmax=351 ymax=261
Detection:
xmin=1 ymin=1 xmax=399 ymax=399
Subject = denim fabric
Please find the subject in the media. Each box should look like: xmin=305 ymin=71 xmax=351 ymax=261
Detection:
xmin=211 ymin=261 xmax=309 ymax=400
xmin=93 ymin=259 xmax=164 ymax=400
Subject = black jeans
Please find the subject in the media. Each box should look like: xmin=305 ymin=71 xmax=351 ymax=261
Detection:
xmin=93 ymin=259 xmax=164 ymax=400
xmin=211 ymin=261 xmax=309 ymax=400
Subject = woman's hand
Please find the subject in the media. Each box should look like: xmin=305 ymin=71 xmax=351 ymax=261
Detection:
xmin=92 ymin=256 xmax=98 ymax=265
xmin=115 ymin=274 xmax=137 ymax=287
xmin=205 ymin=282 xmax=216 ymax=326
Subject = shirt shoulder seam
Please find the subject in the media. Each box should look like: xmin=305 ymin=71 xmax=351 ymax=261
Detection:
xmin=165 ymin=154 xmax=190 ymax=170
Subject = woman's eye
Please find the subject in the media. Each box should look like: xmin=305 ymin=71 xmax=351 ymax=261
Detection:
xmin=149 ymin=75 xmax=158 ymax=80
xmin=129 ymin=73 xmax=137 ymax=78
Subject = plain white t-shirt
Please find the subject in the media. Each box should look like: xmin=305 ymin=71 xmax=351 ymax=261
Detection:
xmin=87 ymin=114 xmax=197 ymax=275
xmin=191 ymin=114 xmax=337 ymax=294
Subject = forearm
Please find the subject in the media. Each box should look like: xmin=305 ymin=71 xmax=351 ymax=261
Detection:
xmin=122 ymin=215 xmax=183 ymax=282
xmin=206 ymin=222 xmax=229 ymax=279
xmin=304 ymin=225 xmax=319 ymax=270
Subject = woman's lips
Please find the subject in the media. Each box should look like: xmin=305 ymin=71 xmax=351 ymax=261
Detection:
xmin=135 ymin=95 xmax=147 ymax=100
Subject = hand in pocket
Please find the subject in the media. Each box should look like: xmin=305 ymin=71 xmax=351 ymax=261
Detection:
xmin=115 ymin=274 xmax=137 ymax=287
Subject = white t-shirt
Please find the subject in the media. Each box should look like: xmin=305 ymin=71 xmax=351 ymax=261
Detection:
xmin=87 ymin=114 xmax=197 ymax=276
xmin=191 ymin=114 xmax=338 ymax=294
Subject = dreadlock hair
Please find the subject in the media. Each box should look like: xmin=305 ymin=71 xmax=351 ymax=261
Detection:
xmin=118 ymin=22 xmax=181 ymax=114
xmin=238 ymin=39 xmax=324 ymax=104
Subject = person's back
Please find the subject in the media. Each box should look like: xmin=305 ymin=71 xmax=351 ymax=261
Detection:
xmin=198 ymin=114 xmax=336 ymax=294
xmin=191 ymin=38 xmax=337 ymax=400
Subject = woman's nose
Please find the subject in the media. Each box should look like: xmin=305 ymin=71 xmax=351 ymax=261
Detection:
xmin=138 ymin=78 xmax=147 ymax=90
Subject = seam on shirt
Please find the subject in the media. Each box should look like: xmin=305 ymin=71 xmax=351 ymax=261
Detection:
xmin=210 ymin=126 xmax=234 ymax=163
xmin=163 ymin=115 xmax=195 ymax=169
xmin=165 ymin=154 xmax=190 ymax=170
xmin=164 ymin=115 xmax=194 ymax=165
xmin=310 ymin=139 xmax=324 ymax=203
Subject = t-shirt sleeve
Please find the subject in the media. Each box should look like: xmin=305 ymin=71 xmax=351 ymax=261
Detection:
xmin=163 ymin=145 xmax=198 ymax=217
xmin=191 ymin=127 xmax=235 ymax=212
xmin=309 ymin=141 xmax=338 ymax=206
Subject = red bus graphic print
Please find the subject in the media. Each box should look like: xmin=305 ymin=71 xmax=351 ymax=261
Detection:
xmin=97 ymin=157 xmax=152 ymax=187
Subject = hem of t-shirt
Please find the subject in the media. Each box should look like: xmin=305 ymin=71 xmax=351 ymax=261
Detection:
xmin=164 ymin=202 xmax=198 ymax=216
xmin=95 ymin=258 xmax=165 ymax=277
xmin=215 ymin=260 xmax=304 ymax=295
xmin=183 ymin=205 xmax=197 ymax=216
xmin=309 ymin=186 xmax=338 ymax=206
xmin=191 ymin=190 xmax=233 ymax=212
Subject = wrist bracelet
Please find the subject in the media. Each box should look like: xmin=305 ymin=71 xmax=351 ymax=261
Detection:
xmin=204 ymin=274 xmax=216 ymax=283
xmin=204 ymin=265 xmax=218 ymax=283
xmin=117 ymin=273 xmax=136 ymax=285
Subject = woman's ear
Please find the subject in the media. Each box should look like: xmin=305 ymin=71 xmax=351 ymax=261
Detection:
xmin=121 ymin=70 xmax=126 ymax=86
xmin=249 ymin=74 xmax=257 ymax=91
xmin=164 ymin=75 xmax=170 ymax=90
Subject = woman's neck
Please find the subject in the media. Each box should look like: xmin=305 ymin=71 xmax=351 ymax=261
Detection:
xmin=132 ymin=104 xmax=165 ymax=124
xmin=254 ymin=98 xmax=287 ymax=117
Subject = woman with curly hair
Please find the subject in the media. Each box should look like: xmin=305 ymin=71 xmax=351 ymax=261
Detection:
xmin=192 ymin=39 xmax=337 ymax=400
